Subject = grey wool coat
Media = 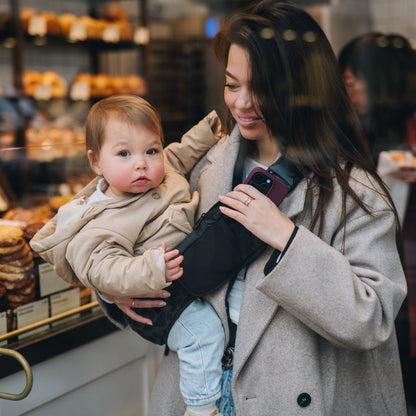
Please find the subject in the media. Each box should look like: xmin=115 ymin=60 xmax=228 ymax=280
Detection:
xmin=147 ymin=119 xmax=408 ymax=416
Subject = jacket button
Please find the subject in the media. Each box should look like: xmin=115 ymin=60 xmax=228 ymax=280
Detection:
xmin=152 ymin=192 xmax=160 ymax=200
xmin=297 ymin=393 xmax=311 ymax=408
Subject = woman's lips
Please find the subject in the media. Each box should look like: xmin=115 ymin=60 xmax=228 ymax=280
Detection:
xmin=237 ymin=115 xmax=261 ymax=128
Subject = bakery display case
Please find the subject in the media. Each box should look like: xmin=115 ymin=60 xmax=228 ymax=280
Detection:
xmin=1 ymin=0 xmax=214 ymax=150
xmin=0 ymin=0 xmax=150 ymax=150
xmin=0 ymin=143 xmax=119 ymax=378
xmin=0 ymin=145 xmax=163 ymax=416
xmin=0 ymin=0 xmax=211 ymax=360
xmin=0 ymin=3 xmax=150 ymax=351
xmin=0 ymin=2 xmax=212 ymax=411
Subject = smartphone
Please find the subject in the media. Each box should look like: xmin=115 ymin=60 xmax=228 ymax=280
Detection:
xmin=244 ymin=167 xmax=290 ymax=206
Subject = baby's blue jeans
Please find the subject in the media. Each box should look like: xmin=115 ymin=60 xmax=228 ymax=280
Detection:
xmin=167 ymin=299 xmax=225 ymax=406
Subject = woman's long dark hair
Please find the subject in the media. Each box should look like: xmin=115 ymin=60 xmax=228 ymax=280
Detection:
xmin=213 ymin=0 xmax=398 ymax=236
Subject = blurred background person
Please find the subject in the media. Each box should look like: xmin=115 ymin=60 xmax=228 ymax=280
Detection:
xmin=339 ymin=31 xmax=416 ymax=406
xmin=338 ymin=32 xmax=416 ymax=163
xmin=338 ymin=32 xmax=416 ymax=224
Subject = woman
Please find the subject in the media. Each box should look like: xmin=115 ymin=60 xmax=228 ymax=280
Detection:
xmin=103 ymin=2 xmax=407 ymax=415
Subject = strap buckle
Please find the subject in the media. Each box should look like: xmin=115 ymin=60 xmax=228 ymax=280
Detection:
xmin=221 ymin=347 xmax=234 ymax=369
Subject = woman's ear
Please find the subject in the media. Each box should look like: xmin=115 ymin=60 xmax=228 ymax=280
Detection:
xmin=87 ymin=149 xmax=102 ymax=175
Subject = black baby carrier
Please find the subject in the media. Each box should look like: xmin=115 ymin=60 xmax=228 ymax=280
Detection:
xmin=126 ymin=142 xmax=303 ymax=345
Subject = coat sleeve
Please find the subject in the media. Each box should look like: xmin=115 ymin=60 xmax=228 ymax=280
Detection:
xmin=257 ymin=195 xmax=407 ymax=351
xmin=64 ymin=221 xmax=189 ymax=297
xmin=63 ymin=194 xmax=198 ymax=297
xmin=164 ymin=110 xmax=222 ymax=176
xmin=30 ymin=215 xmax=85 ymax=285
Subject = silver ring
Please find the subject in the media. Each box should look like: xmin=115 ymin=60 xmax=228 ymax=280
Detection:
xmin=131 ymin=299 xmax=135 ymax=309
xmin=243 ymin=196 xmax=252 ymax=207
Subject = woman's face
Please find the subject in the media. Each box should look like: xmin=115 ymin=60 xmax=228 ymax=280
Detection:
xmin=224 ymin=44 xmax=271 ymax=143
xmin=343 ymin=66 xmax=369 ymax=115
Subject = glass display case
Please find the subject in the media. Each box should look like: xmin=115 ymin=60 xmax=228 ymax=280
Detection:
xmin=0 ymin=143 xmax=118 ymax=379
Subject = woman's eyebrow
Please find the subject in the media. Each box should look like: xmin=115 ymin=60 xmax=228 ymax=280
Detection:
xmin=225 ymin=71 xmax=237 ymax=80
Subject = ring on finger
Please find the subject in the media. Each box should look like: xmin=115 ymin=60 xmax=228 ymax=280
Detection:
xmin=131 ymin=299 xmax=135 ymax=309
xmin=243 ymin=196 xmax=252 ymax=207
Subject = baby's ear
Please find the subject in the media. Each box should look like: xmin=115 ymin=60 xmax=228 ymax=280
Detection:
xmin=87 ymin=149 xmax=102 ymax=175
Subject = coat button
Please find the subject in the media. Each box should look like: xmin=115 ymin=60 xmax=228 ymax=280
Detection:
xmin=297 ymin=393 xmax=311 ymax=408
xmin=152 ymin=192 xmax=160 ymax=200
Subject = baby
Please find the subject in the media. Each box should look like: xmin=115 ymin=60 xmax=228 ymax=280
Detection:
xmin=31 ymin=95 xmax=225 ymax=416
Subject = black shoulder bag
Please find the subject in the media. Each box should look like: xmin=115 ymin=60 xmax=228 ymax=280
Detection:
xmin=126 ymin=154 xmax=303 ymax=345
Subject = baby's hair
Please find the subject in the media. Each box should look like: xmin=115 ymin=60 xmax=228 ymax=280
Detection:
xmin=86 ymin=94 xmax=164 ymax=157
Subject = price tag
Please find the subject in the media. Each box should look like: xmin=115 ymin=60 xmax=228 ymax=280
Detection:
xmin=28 ymin=15 xmax=47 ymax=36
xmin=51 ymin=288 xmax=81 ymax=327
xmin=134 ymin=27 xmax=150 ymax=45
xmin=17 ymin=299 xmax=49 ymax=340
xmin=70 ymin=81 xmax=90 ymax=101
xmin=0 ymin=311 xmax=6 ymax=335
xmin=51 ymin=288 xmax=80 ymax=316
xmin=34 ymin=83 xmax=52 ymax=101
xmin=69 ymin=22 xmax=87 ymax=42
xmin=103 ymin=25 xmax=120 ymax=43
xmin=38 ymin=262 xmax=71 ymax=297
xmin=0 ymin=311 xmax=7 ymax=346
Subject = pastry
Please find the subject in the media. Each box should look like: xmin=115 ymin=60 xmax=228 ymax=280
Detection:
xmin=0 ymin=243 xmax=32 ymax=263
xmin=23 ymin=222 xmax=45 ymax=241
xmin=3 ymin=207 xmax=36 ymax=224
xmin=43 ymin=11 xmax=61 ymax=36
xmin=5 ymin=290 xmax=36 ymax=306
xmin=49 ymin=195 xmax=73 ymax=211
xmin=20 ymin=8 xmax=36 ymax=31
xmin=0 ymin=240 xmax=25 ymax=255
xmin=0 ymin=270 xmax=33 ymax=290
xmin=3 ymin=205 xmax=54 ymax=226
xmin=23 ymin=70 xmax=42 ymax=97
xmin=7 ymin=275 xmax=36 ymax=297
xmin=0 ymin=260 xmax=33 ymax=274
xmin=57 ymin=13 xmax=77 ymax=36
xmin=126 ymin=74 xmax=147 ymax=96
xmin=99 ymin=2 xmax=129 ymax=22
xmin=41 ymin=71 xmax=67 ymax=98
xmin=0 ymin=224 xmax=24 ymax=247
xmin=91 ymin=74 xmax=112 ymax=97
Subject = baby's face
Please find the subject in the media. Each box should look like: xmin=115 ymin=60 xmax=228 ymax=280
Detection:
xmin=92 ymin=118 xmax=165 ymax=197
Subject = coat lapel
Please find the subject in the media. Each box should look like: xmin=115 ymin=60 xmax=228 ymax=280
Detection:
xmin=232 ymin=178 xmax=309 ymax=380
xmin=198 ymin=124 xmax=310 ymax=376
xmin=196 ymin=126 xmax=242 ymax=213
xmin=232 ymin=248 xmax=279 ymax=380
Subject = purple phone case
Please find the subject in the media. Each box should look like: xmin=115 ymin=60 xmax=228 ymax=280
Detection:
xmin=244 ymin=167 xmax=289 ymax=206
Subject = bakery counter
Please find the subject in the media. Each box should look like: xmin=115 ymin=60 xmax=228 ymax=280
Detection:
xmin=0 ymin=302 xmax=117 ymax=379
xmin=0 ymin=313 xmax=163 ymax=416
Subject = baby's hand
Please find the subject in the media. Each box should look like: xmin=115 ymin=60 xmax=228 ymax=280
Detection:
xmin=161 ymin=241 xmax=183 ymax=282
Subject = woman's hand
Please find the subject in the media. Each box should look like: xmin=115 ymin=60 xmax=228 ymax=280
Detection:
xmin=101 ymin=290 xmax=171 ymax=326
xmin=219 ymin=184 xmax=295 ymax=252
